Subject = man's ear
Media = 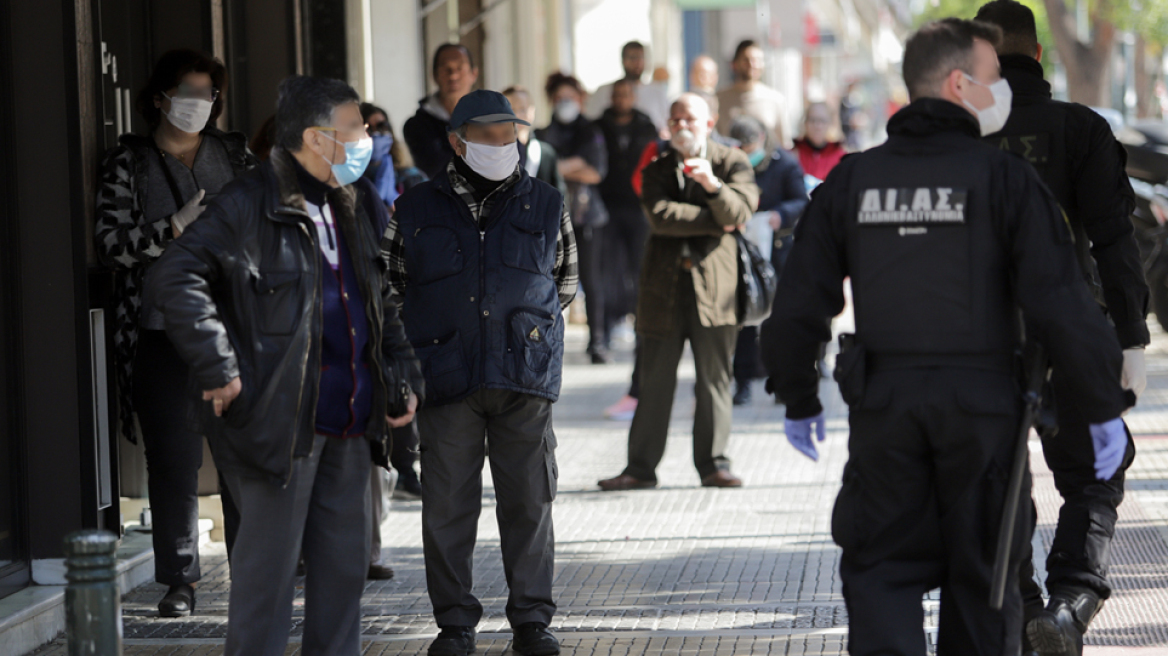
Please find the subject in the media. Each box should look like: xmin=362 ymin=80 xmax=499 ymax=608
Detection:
xmin=448 ymin=132 xmax=464 ymax=156
xmin=1036 ymin=43 xmax=1043 ymax=63
xmin=302 ymin=128 xmax=320 ymax=154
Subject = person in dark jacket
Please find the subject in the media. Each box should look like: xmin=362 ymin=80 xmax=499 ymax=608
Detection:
xmin=95 ymin=48 xmax=256 ymax=618
xmin=975 ymin=3 xmax=1149 ymax=653
xmin=147 ymin=75 xmax=422 ymax=656
xmin=504 ymin=85 xmax=567 ymax=196
xmin=404 ymin=44 xmax=479 ymax=179
xmin=537 ymin=72 xmax=612 ymax=363
xmin=759 ymin=20 xmax=1129 ymax=655
xmin=596 ymin=79 xmax=659 ymax=417
xmin=727 ymin=116 xmax=808 ymax=406
xmin=385 ymin=90 xmax=577 ymax=656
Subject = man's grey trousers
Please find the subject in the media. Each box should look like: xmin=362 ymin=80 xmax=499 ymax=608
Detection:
xmin=222 ymin=433 xmax=371 ymax=656
xmin=418 ymin=389 xmax=558 ymax=628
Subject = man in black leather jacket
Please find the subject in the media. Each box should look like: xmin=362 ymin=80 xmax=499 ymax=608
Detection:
xmin=148 ymin=75 xmax=423 ymax=656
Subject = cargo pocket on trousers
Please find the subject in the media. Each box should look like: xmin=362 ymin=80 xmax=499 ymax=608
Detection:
xmin=544 ymin=428 xmax=558 ymax=501
xmin=831 ymin=464 xmax=868 ymax=553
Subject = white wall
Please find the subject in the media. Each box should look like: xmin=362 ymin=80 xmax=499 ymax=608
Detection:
xmin=367 ymin=0 xmax=426 ymax=133
xmin=571 ymin=0 xmax=655 ymax=94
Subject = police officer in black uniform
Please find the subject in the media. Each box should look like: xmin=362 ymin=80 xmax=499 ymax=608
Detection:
xmin=759 ymin=19 xmax=1131 ymax=655
xmin=974 ymin=4 xmax=1148 ymax=654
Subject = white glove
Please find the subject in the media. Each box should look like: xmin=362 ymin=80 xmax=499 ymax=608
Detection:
xmin=1122 ymin=347 xmax=1147 ymax=403
xmin=171 ymin=189 xmax=206 ymax=236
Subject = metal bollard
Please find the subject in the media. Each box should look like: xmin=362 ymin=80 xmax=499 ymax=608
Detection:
xmin=64 ymin=530 xmax=123 ymax=655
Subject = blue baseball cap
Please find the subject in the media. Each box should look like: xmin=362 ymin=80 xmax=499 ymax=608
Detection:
xmin=449 ymin=89 xmax=531 ymax=131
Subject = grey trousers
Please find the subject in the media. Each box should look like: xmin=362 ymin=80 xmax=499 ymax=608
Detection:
xmin=369 ymin=465 xmax=392 ymax=566
xmin=625 ymin=274 xmax=737 ymax=481
xmin=222 ymin=434 xmax=371 ymax=656
xmin=418 ymin=389 xmax=558 ymax=628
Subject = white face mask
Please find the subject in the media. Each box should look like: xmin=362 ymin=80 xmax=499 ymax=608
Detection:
xmin=162 ymin=92 xmax=214 ymax=134
xmin=554 ymin=100 xmax=581 ymax=124
xmin=961 ymin=74 xmax=1012 ymax=136
xmin=459 ymin=136 xmax=520 ymax=181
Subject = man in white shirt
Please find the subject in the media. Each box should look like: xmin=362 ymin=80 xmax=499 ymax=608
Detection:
xmin=586 ymin=41 xmax=670 ymax=132
xmin=716 ymin=40 xmax=787 ymax=149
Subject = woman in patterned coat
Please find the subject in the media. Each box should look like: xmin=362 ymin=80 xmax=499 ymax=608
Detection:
xmin=95 ymin=49 xmax=256 ymax=618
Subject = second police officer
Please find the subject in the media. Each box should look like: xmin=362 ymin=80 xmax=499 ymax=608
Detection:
xmin=975 ymin=3 xmax=1148 ymax=654
xmin=760 ymin=19 xmax=1131 ymax=655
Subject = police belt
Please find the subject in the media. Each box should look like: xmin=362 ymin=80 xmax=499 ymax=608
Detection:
xmin=867 ymin=352 xmax=1015 ymax=374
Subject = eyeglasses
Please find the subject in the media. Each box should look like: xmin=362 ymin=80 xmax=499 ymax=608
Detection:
xmin=176 ymin=84 xmax=220 ymax=102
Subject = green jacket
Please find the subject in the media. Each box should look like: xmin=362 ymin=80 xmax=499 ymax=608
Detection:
xmin=637 ymin=139 xmax=759 ymax=336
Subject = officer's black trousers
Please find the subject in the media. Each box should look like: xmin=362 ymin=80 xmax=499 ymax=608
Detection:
xmin=836 ymin=368 xmax=1029 ymax=656
xmin=1020 ymin=370 xmax=1136 ymax=600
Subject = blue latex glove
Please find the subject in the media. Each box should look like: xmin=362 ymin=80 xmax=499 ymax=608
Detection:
xmin=785 ymin=413 xmax=828 ymax=461
xmin=1089 ymin=417 xmax=1128 ymax=481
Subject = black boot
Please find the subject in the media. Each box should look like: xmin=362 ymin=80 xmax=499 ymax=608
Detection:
xmin=1027 ymin=584 xmax=1104 ymax=656
xmin=158 ymin=583 xmax=195 ymax=617
xmin=428 ymin=626 xmax=476 ymax=656
xmin=732 ymin=381 xmax=752 ymax=406
xmin=511 ymin=622 xmax=560 ymax=655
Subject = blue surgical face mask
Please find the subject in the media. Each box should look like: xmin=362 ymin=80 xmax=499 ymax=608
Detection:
xmin=371 ymin=133 xmax=393 ymax=162
xmin=748 ymin=149 xmax=767 ymax=167
xmin=318 ymin=130 xmax=374 ymax=186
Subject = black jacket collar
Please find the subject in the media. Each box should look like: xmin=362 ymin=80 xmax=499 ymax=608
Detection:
xmin=887 ymin=98 xmax=981 ymax=140
xmin=1000 ymin=54 xmax=1052 ymax=101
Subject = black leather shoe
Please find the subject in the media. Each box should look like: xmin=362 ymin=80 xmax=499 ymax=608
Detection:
xmin=428 ymin=626 xmax=476 ymax=656
xmin=511 ymin=622 xmax=560 ymax=655
xmin=1027 ymin=585 xmax=1103 ymax=656
xmin=158 ymin=584 xmax=195 ymax=617
xmin=367 ymin=563 xmax=395 ymax=580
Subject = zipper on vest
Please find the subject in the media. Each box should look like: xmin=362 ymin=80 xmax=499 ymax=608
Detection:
xmin=479 ymin=229 xmax=487 ymax=392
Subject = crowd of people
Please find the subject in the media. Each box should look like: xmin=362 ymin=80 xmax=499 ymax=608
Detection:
xmin=93 ymin=1 xmax=1147 ymax=653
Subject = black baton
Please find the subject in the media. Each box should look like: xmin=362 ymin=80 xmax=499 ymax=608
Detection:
xmin=989 ymin=342 xmax=1048 ymax=610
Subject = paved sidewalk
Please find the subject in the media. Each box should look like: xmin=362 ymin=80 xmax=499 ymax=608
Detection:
xmin=28 ymin=322 xmax=1168 ymax=655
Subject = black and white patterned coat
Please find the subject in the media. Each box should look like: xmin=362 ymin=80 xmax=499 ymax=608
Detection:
xmin=95 ymin=129 xmax=256 ymax=443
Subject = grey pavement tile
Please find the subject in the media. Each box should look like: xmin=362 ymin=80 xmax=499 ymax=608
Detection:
xmin=27 ymin=323 xmax=1168 ymax=655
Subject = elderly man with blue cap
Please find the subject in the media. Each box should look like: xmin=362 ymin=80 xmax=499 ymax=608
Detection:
xmin=384 ymin=89 xmax=578 ymax=656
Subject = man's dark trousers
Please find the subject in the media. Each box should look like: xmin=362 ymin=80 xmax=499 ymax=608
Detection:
xmin=838 ymin=368 xmax=1029 ymax=656
xmin=1020 ymin=369 xmax=1137 ymax=603
xmin=624 ymin=272 xmax=737 ymax=482
xmin=222 ymin=434 xmax=371 ymax=656
xmin=419 ymin=389 xmax=558 ymax=628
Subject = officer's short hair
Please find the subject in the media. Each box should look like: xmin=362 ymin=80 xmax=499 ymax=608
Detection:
xmin=274 ymin=75 xmax=361 ymax=152
xmin=975 ymin=0 xmax=1040 ymax=58
xmin=903 ymin=19 xmax=1003 ymax=101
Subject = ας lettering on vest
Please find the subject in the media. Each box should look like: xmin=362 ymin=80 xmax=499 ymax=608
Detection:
xmin=857 ymin=188 xmax=968 ymax=226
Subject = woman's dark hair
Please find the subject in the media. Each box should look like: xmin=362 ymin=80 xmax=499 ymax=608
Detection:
xmin=250 ymin=114 xmax=276 ymax=162
xmin=544 ymin=72 xmax=585 ymax=101
xmin=274 ymin=75 xmax=361 ymax=152
xmin=135 ymin=49 xmax=227 ymax=130
xmin=359 ymin=102 xmax=414 ymax=169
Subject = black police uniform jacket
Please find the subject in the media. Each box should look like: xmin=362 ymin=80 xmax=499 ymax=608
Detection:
xmin=760 ymin=99 xmax=1127 ymax=424
xmin=146 ymin=147 xmax=425 ymax=485
xmin=987 ymin=54 xmax=1149 ymax=349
